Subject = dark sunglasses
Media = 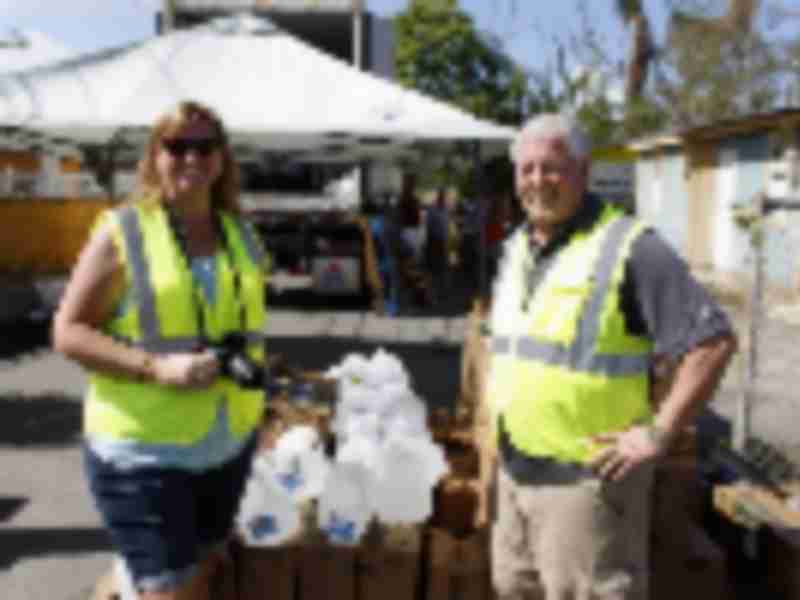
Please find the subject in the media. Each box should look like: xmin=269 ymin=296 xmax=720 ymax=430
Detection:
xmin=161 ymin=137 xmax=220 ymax=157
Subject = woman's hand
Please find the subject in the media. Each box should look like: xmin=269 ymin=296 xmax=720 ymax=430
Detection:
xmin=588 ymin=425 xmax=670 ymax=482
xmin=153 ymin=351 xmax=220 ymax=389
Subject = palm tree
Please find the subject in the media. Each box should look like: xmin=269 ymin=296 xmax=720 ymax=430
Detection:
xmin=670 ymin=0 xmax=760 ymax=37
xmin=614 ymin=0 xmax=654 ymax=103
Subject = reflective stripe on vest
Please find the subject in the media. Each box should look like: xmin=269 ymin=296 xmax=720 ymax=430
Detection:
xmin=490 ymin=216 xmax=647 ymax=375
xmin=116 ymin=206 xmax=264 ymax=353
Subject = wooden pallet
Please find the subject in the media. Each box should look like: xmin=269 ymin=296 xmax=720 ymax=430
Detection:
xmin=713 ymin=482 xmax=800 ymax=598
xmin=236 ymin=523 xmax=423 ymax=600
xmin=426 ymin=527 xmax=492 ymax=600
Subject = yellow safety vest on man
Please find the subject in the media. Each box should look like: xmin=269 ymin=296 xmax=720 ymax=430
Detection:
xmin=84 ymin=202 xmax=267 ymax=445
xmin=487 ymin=204 xmax=652 ymax=464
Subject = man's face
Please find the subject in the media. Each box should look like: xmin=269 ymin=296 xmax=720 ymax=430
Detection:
xmin=514 ymin=136 xmax=588 ymax=234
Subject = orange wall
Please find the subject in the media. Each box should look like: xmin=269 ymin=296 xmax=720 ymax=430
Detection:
xmin=0 ymin=151 xmax=40 ymax=173
xmin=0 ymin=198 xmax=114 ymax=274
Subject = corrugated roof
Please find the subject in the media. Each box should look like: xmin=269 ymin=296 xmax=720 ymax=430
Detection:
xmin=680 ymin=108 xmax=800 ymax=141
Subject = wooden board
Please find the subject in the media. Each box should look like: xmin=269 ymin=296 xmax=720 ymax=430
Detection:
xmin=713 ymin=483 xmax=800 ymax=529
xmin=426 ymin=528 xmax=491 ymax=600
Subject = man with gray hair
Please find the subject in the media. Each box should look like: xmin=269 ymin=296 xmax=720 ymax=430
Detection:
xmin=486 ymin=113 xmax=736 ymax=599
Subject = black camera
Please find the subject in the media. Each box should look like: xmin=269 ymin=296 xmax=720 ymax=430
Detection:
xmin=208 ymin=333 xmax=265 ymax=389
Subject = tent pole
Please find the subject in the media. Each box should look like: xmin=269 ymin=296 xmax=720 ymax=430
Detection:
xmin=106 ymin=128 xmax=126 ymax=203
xmin=473 ymin=140 xmax=486 ymax=301
xmin=162 ymin=0 xmax=176 ymax=34
xmin=352 ymin=0 xmax=364 ymax=70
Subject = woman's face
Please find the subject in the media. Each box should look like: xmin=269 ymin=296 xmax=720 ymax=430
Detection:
xmin=155 ymin=118 xmax=223 ymax=204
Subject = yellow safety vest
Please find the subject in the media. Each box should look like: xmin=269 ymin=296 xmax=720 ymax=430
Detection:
xmin=84 ymin=202 xmax=268 ymax=444
xmin=487 ymin=205 xmax=652 ymax=463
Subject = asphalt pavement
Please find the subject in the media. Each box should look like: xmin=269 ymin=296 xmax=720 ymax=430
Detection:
xmin=2 ymin=272 xmax=800 ymax=599
xmin=0 ymin=278 xmax=473 ymax=600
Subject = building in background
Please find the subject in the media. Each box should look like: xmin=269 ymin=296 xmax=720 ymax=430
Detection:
xmin=589 ymin=144 xmax=636 ymax=214
xmin=630 ymin=109 xmax=800 ymax=303
xmin=159 ymin=0 xmax=394 ymax=80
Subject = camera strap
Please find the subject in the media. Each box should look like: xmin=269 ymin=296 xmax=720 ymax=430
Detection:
xmin=164 ymin=205 xmax=247 ymax=347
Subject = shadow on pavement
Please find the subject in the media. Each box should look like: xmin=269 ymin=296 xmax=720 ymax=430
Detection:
xmin=0 ymin=497 xmax=29 ymax=522
xmin=0 ymin=318 xmax=52 ymax=361
xmin=0 ymin=392 xmax=82 ymax=447
xmin=0 ymin=527 xmax=111 ymax=569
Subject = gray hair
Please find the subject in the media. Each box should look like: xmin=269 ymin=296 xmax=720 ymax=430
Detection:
xmin=509 ymin=113 xmax=591 ymax=163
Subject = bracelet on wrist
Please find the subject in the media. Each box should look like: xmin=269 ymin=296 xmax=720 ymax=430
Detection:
xmin=137 ymin=353 xmax=155 ymax=382
xmin=646 ymin=424 xmax=671 ymax=450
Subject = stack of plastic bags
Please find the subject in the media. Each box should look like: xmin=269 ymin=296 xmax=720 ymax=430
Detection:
xmin=236 ymin=348 xmax=449 ymax=548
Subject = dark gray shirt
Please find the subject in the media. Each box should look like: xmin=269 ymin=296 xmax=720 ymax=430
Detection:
xmin=500 ymin=195 xmax=733 ymax=475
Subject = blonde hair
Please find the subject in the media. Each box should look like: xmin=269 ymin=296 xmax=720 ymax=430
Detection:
xmin=135 ymin=100 xmax=240 ymax=213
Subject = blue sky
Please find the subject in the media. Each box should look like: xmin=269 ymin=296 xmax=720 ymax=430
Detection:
xmin=0 ymin=0 xmax=670 ymax=75
xmin=2 ymin=1 xmax=795 ymax=76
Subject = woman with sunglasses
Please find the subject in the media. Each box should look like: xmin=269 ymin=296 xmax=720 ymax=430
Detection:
xmin=53 ymin=100 xmax=268 ymax=600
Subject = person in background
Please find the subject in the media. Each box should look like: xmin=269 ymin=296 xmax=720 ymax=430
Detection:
xmin=458 ymin=192 xmax=482 ymax=291
xmin=484 ymin=192 xmax=511 ymax=289
xmin=424 ymin=187 xmax=451 ymax=304
xmin=487 ymin=113 xmax=736 ymax=600
xmin=53 ymin=100 xmax=268 ymax=600
xmin=397 ymin=172 xmax=424 ymax=263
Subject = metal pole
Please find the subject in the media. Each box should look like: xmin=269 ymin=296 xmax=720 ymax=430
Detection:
xmin=352 ymin=0 xmax=364 ymax=70
xmin=162 ymin=0 xmax=176 ymax=34
xmin=734 ymin=193 xmax=765 ymax=452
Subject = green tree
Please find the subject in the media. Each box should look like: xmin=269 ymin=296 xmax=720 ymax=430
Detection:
xmin=650 ymin=1 xmax=776 ymax=127
xmin=394 ymin=0 xmax=543 ymax=196
xmin=394 ymin=0 xmax=533 ymax=126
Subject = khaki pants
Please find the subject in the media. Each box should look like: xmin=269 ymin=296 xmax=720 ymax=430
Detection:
xmin=491 ymin=463 xmax=652 ymax=600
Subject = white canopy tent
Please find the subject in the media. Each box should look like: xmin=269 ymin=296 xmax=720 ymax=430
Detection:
xmin=0 ymin=14 xmax=514 ymax=296
xmin=0 ymin=14 xmax=515 ymax=160
xmin=0 ymin=29 xmax=75 ymax=74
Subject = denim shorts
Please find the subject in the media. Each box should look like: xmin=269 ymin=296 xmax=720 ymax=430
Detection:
xmin=83 ymin=433 xmax=256 ymax=593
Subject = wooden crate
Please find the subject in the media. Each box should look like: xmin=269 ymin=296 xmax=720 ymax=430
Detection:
xmin=357 ymin=523 xmax=423 ymax=600
xmin=236 ymin=544 xmax=298 ymax=600
xmin=433 ymin=476 xmax=483 ymax=536
xmin=300 ymin=543 xmax=358 ymax=600
xmin=426 ymin=527 xmax=492 ymax=600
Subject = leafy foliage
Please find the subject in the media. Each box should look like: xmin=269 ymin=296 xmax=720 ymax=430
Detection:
xmin=654 ymin=2 xmax=783 ymax=127
xmin=394 ymin=0 xmax=533 ymax=126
